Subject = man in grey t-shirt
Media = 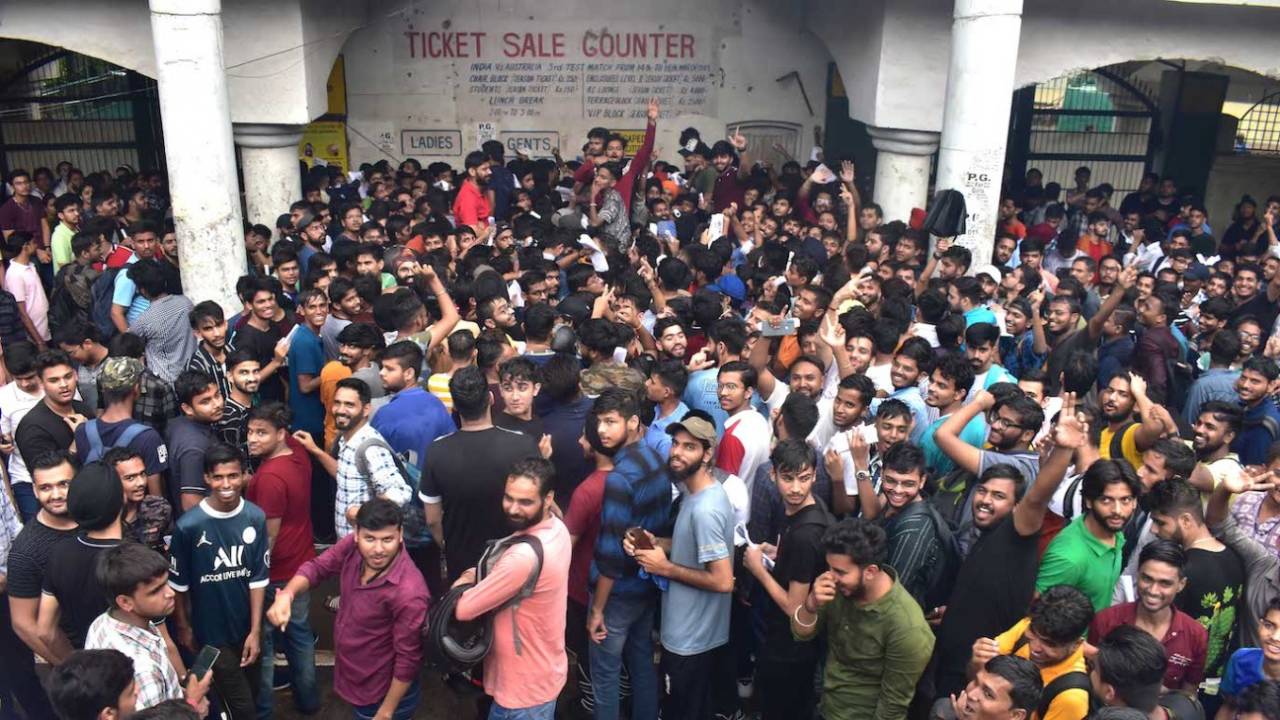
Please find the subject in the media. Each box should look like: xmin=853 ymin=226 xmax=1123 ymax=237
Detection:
xmin=630 ymin=416 xmax=736 ymax=720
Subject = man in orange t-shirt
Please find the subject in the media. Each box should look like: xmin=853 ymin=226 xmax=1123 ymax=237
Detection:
xmin=1078 ymin=210 xmax=1114 ymax=266
xmin=999 ymin=197 xmax=1026 ymax=240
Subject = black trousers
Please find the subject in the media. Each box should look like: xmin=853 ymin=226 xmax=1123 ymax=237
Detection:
xmin=211 ymin=640 xmax=260 ymax=720
xmin=756 ymin=656 xmax=818 ymax=720
xmin=661 ymin=644 xmax=735 ymax=720
xmin=0 ymin=594 xmax=54 ymax=719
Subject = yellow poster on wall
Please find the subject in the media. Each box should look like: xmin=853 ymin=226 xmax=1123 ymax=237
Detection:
xmin=299 ymin=121 xmax=349 ymax=172
xmin=298 ymin=56 xmax=349 ymax=171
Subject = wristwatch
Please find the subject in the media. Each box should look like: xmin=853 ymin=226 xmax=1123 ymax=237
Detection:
xmin=854 ymin=470 xmax=871 ymax=484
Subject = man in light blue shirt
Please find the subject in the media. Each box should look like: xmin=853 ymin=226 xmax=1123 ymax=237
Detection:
xmin=110 ymin=221 xmax=164 ymax=330
xmin=1183 ymin=331 xmax=1242 ymax=425
xmin=645 ymin=359 xmax=689 ymax=459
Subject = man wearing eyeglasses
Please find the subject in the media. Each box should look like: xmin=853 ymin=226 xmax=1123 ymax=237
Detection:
xmin=933 ymin=387 xmax=1046 ymax=489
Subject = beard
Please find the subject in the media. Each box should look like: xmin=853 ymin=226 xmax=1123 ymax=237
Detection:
xmin=506 ymin=505 xmax=543 ymax=532
xmin=667 ymin=457 xmax=701 ymax=482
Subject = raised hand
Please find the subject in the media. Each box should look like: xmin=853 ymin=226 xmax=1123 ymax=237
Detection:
xmin=729 ymin=127 xmax=748 ymax=152
xmin=1053 ymin=392 xmax=1090 ymax=449
xmin=646 ymin=97 xmax=660 ymax=124
xmin=840 ymin=160 xmax=855 ymax=185
xmin=1128 ymin=371 xmax=1148 ymax=400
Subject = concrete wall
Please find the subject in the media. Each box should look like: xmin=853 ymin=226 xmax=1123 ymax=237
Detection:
xmin=341 ymin=0 xmax=831 ymax=167
xmin=1205 ymin=153 xmax=1280 ymax=232
xmin=0 ymin=0 xmax=358 ymax=125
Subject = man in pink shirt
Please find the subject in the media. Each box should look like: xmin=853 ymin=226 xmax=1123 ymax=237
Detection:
xmin=454 ymin=457 xmax=571 ymax=719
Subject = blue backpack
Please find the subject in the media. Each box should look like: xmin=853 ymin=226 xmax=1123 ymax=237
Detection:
xmin=82 ymin=419 xmax=148 ymax=464
xmin=89 ymin=268 xmax=123 ymax=342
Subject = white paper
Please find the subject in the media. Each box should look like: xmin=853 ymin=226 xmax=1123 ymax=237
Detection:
xmin=578 ymin=234 xmax=610 ymax=272
xmin=810 ymin=163 xmax=836 ymax=184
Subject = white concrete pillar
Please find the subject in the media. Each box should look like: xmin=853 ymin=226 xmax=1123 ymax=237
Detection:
xmin=934 ymin=0 xmax=1023 ymax=267
xmin=234 ymin=123 xmax=305 ymax=228
xmin=867 ymin=126 xmax=940 ymax=225
xmin=149 ymin=0 xmax=246 ymax=311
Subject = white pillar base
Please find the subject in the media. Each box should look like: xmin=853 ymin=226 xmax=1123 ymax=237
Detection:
xmin=867 ymin=126 xmax=940 ymax=226
xmin=934 ymin=0 xmax=1024 ymax=268
xmin=150 ymin=0 xmax=246 ymax=311
xmin=234 ymin=123 xmax=305 ymax=228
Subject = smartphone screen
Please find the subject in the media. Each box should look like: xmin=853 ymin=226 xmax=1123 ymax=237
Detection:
xmin=190 ymin=645 xmax=220 ymax=679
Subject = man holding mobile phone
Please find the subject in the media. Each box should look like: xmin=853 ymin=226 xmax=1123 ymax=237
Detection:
xmin=86 ymin=542 xmax=212 ymax=714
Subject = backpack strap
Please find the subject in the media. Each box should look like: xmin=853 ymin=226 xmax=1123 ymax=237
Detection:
xmin=1258 ymin=415 xmax=1280 ymax=442
xmin=1108 ymin=421 xmax=1134 ymax=463
xmin=114 ymin=423 xmax=148 ymax=449
xmin=478 ymin=534 xmax=545 ymax=656
xmin=1037 ymin=671 xmax=1093 ymax=719
xmin=1062 ymin=475 xmax=1084 ymax=521
xmin=85 ymin=420 xmax=104 ymax=461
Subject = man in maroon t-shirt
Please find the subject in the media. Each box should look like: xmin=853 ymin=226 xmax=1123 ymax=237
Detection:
xmin=1086 ymin=539 xmax=1207 ymax=693
xmin=244 ymin=402 xmax=319 ymax=716
xmin=0 ymin=169 xmax=50 ymax=250
xmin=710 ymin=129 xmax=751 ymax=212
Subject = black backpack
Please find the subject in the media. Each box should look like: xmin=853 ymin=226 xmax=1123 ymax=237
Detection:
xmin=89 ymin=267 xmax=123 ymax=342
xmin=1011 ymin=635 xmax=1099 ymax=718
xmin=1164 ymin=353 xmax=1199 ymax=417
xmin=422 ymin=534 xmax=544 ymax=672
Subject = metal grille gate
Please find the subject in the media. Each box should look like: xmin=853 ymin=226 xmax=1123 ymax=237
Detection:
xmin=0 ymin=46 xmax=165 ymax=179
xmin=1007 ymin=69 xmax=1159 ymax=197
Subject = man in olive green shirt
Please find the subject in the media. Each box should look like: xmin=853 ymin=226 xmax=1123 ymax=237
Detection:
xmin=792 ymin=517 xmax=935 ymax=720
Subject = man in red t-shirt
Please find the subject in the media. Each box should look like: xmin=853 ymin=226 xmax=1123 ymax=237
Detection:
xmin=452 ymin=150 xmax=492 ymax=236
xmin=243 ymin=403 xmax=319 ymax=716
xmin=562 ymin=413 xmax=614 ymax=718
xmin=572 ymin=98 xmax=660 ymax=213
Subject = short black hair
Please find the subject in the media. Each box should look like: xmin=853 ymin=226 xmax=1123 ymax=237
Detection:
xmin=174 ymin=370 xmax=217 ymax=407
xmin=982 ymin=655 xmax=1043 ymax=717
xmin=593 ymin=386 xmax=641 ymax=421
xmin=821 ymin=517 xmax=887 ymax=568
xmin=188 ymin=300 xmax=225 ymax=329
xmin=356 ymin=497 xmax=403 ymax=531
xmin=381 ymin=340 xmax=424 ymax=381
xmin=1027 ymin=585 xmax=1094 ymax=645
xmin=1231 ymin=680 xmax=1280 ymax=718
xmin=932 ymin=352 xmax=975 ymax=401
xmin=881 ymin=442 xmax=926 ymax=477
xmin=771 ymin=438 xmax=815 ymax=474
xmin=508 ymin=456 xmax=556 ymax=496
xmin=776 ymin=392 xmax=819 ymax=440
xmin=97 ymin=542 xmax=170 ymax=605
xmin=48 ymin=649 xmax=136 ymax=720
xmin=202 ymin=442 xmax=245 ymax=474
xmin=449 ymin=365 xmax=490 ymax=422
xmin=1137 ymin=538 xmax=1186 ymax=577
xmin=335 ymin=376 xmax=372 ymax=405
xmin=1149 ymin=437 xmax=1196 ymax=481
xmin=1146 ymin=477 xmax=1204 ymax=524
xmin=1095 ymin=625 xmax=1168 ymax=712
xmin=649 ymin=359 xmax=689 ymax=397
xmin=246 ymin=401 xmax=291 ymax=431
xmin=717 ymin=360 xmax=757 ymax=389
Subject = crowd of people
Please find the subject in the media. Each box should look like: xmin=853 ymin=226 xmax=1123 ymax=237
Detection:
xmin=3 ymin=97 xmax=1280 ymax=720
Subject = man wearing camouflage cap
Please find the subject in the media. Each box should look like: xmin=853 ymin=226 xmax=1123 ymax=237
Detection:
xmin=72 ymin=356 xmax=168 ymax=499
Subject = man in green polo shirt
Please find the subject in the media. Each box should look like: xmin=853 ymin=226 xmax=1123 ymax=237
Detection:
xmin=792 ymin=517 xmax=935 ymax=720
xmin=1036 ymin=459 xmax=1141 ymax=612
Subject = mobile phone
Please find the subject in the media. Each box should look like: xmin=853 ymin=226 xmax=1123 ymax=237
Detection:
xmin=626 ymin=527 xmax=654 ymax=551
xmin=759 ymin=318 xmax=798 ymax=337
xmin=656 ymin=220 xmax=676 ymax=239
xmin=708 ymin=213 xmax=726 ymax=240
xmin=190 ymin=645 xmax=220 ymax=679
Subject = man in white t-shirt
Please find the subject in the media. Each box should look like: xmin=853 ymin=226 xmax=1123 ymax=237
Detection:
xmin=713 ymin=361 xmax=772 ymax=494
xmin=0 ymin=341 xmax=47 ymax=521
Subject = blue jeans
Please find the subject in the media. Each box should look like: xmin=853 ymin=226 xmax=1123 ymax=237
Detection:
xmin=488 ymin=699 xmax=556 ymax=720
xmin=257 ymin=583 xmax=319 ymax=718
xmin=11 ymin=483 xmax=36 ymax=524
xmin=588 ymin=591 xmax=658 ymax=720
xmin=352 ymin=679 xmax=420 ymax=720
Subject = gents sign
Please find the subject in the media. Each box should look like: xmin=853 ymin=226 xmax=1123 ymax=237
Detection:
xmin=396 ymin=23 xmax=718 ymax=122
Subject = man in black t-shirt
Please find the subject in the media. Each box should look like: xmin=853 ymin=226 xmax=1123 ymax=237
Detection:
xmin=742 ymin=440 xmax=831 ymax=720
xmin=38 ymin=461 xmax=124 ymax=658
xmin=930 ymin=396 xmax=1086 ymax=702
xmin=231 ymin=276 xmax=292 ymax=403
xmin=420 ymin=365 xmax=540 ymax=581
xmin=15 ymin=350 xmax=93 ymax=470
xmin=4 ymin=450 xmax=76 ymax=717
